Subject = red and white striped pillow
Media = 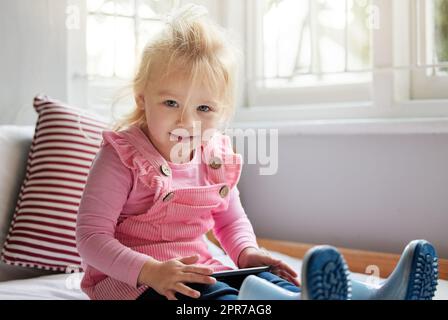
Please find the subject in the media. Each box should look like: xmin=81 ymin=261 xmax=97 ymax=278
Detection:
xmin=1 ymin=95 xmax=110 ymax=272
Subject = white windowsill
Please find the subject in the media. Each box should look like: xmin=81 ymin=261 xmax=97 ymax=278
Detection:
xmin=230 ymin=98 xmax=448 ymax=135
xmin=230 ymin=117 xmax=448 ymax=135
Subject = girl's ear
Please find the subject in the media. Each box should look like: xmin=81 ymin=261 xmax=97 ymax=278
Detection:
xmin=135 ymin=94 xmax=145 ymax=110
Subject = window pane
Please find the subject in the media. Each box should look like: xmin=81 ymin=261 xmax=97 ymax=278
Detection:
xmin=88 ymin=0 xmax=135 ymax=16
xmin=86 ymin=0 xmax=177 ymax=81
xmin=87 ymin=15 xmax=135 ymax=79
xmin=85 ymin=0 xmax=178 ymax=112
xmin=434 ymin=0 xmax=448 ymax=74
xmin=347 ymin=0 xmax=372 ymax=71
xmin=87 ymin=0 xmax=109 ymax=13
xmin=87 ymin=15 xmax=115 ymax=77
xmin=137 ymin=20 xmax=166 ymax=54
xmin=114 ymin=17 xmax=136 ymax=78
xmin=137 ymin=0 xmax=178 ymax=19
xmin=262 ymin=0 xmax=372 ymax=87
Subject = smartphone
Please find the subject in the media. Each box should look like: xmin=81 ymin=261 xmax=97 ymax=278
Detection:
xmin=212 ymin=266 xmax=271 ymax=279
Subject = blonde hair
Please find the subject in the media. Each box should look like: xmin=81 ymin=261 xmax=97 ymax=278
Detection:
xmin=112 ymin=4 xmax=241 ymax=132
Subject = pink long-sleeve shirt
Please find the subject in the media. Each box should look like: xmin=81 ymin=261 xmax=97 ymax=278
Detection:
xmin=76 ymin=125 xmax=259 ymax=300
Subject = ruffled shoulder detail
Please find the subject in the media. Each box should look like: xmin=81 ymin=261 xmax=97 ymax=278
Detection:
xmin=101 ymin=129 xmax=167 ymax=202
xmin=202 ymin=133 xmax=242 ymax=190
xmin=101 ymin=130 xmax=151 ymax=174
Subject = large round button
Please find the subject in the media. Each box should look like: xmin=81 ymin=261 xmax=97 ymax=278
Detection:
xmin=219 ymin=185 xmax=230 ymax=198
xmin=163 ymin=191 xmax=175 ymax=202
xmin=209 ymin=157 xmax=222 ymax=170
xmin=160 ymin=164 xmax=171 ymax=177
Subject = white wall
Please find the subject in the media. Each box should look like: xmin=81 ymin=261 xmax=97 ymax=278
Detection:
xmin=239 ymin=133 xmax=448 ymax=258
xmin=0 ymin=0 xmax=68 ymax=125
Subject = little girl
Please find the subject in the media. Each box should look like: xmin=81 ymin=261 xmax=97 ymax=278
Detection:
xmin=76 ymin=4 xmax=303 ymax=300
xmin=76 ymin=4 xmax=438 ymax=300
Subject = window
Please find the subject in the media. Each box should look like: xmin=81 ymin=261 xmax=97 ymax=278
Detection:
xmin=86 ymin=0 xmax=178 ymax=79
xmin=249 ymin=0 xmax=373 ymax=106
xmin=69 ymin=0 xmax=448 ymax=123
xmin=412 ymin=0 xmax=448 ymax=99
xmin=239 ymin=0 xmax=448 ymax=122
xmin=68 ymin=0 xmax=178 ymax=118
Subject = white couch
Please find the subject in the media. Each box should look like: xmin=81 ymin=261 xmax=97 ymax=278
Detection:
xmin=1 ymin=125 xmax=447 ymax=299
xmin=0 ymin=125 xmax=56 ymax=281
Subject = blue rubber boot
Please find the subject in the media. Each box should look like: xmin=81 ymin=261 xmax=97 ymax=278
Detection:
xmin=237 ymin=275 xmax=300 ymax=300
xmin=301 ymin=245 xmax=351 ymax=300
xmin=237 ymin=245 xmax=351 ymax=300
xmin=350 ymin=240 xmax=439 ymax=300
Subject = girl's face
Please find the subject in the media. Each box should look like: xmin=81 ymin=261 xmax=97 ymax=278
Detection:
xmin=136 ymin=68 xmax=225 ymax=164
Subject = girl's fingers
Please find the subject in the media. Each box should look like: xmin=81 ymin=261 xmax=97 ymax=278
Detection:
xmin=165 ymin=290 xmax=178 ymax=300
xmin=276 ymin=270 xmax=298 ymax=286
xmin=272 ymin=267 xmax=300 ymax=287
xmin=183 ymin=265 xmax=214 ymax=275
xmin=178 ymin=254 xmax=199 ymax=265
xmin=175 ymin=283 xmax=201 ymax=299
xmin=256 ymin=255 xmax=297 ymax=280
xmin=182 ymin=273 xmax=217 ymax=285
xmin=261 ymin=251 xmax=297 ymax=278
xmin=286 ymin=274 xmax=301 ymax=287
xmin=261 ymin=252 xmax=281 ymax=265
xmin=260 ymin=251 xmax=286 ymax=270
xmin=275 ymin=261 xmax=298 ymax=277
xmin=281 ymin=271 xmax=301 ymax=287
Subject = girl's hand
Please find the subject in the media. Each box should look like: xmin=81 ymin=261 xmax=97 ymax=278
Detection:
xmin=237 ymin=247 xmax=301 ymax=287
xmin=137 ymin=254 xmax=217 ymax=300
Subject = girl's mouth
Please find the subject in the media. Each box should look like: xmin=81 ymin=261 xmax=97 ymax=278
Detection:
xmin=169 ymin=132 xmax=197 ymax=143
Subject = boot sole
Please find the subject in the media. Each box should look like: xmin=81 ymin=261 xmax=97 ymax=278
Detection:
xmin=406 ymin=241 xmax=438 ymax=300
xmin=302 ymin=246 xmax=351 ymax=300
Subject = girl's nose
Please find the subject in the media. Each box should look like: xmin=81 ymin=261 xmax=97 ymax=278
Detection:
xmin=177 ymin=109 xmax=197 ymax=129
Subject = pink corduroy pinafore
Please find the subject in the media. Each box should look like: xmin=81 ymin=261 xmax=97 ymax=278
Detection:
xmin=81 ymin=126 xmax=244 ymax=299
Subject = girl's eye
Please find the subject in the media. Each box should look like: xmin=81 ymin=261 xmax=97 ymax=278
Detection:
xmin=164 ymin=100 xmax=178 ymax=108
xmin=197 ymin=105 xmax=211 ymax=113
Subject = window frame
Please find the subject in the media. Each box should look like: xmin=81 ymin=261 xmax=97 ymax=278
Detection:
xmin=245 ymin=0 xmax=372 ymax=107
xmin=68 ymin=0 xmax=176 ymax=117
xmin=67 ymin=0 xmax=448 ymax=126
xmin=226 ymin=0 xmax=448 ymax=123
